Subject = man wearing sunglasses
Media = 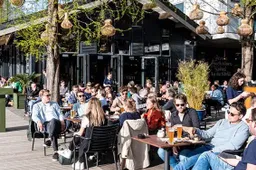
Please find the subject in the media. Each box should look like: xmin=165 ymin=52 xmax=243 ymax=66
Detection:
xmin=192 ymin=108 xmax=256 ymax=170
xmin=32 ymin=89 xmax=65 ymax=161
xmin=171 ymin=102 xmax=249 ymax=170
xmin=73 ymin=91 xmax=87 ymax=117
xmin=110 ymin=86 xmax=128 ymax=114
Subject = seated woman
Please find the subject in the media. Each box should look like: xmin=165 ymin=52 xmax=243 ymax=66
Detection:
xmin=158 ymin=93 xmax=200 ymax=168
xmin=58 ymin=97 xmax=107 ymax=170
xmin=142 ymin=95 xmax=165 ymax=134
xmin=243 ymin=96 xmax=256 ymax=124
xmin=119 ymin=99 xmax=141 ymax=127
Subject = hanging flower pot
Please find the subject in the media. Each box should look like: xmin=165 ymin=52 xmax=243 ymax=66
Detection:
xmin=142 ymin=3 xmax=156 ymax=10
xmin=196 ymin=21 xmax=208 ymax=34
xmin=10 ymin=0 xmax=24 ymax=7
xmin=189 ymin=4 xmax=204 ymax=20
xmin=159 ymin=12 xmax=171 ymax=20
xmin=41 ymin=24 xmax=49 ymax=42
xmin=61 ymin=13 xmax=73 ymax=29
xmin=101 ymin=19 xmax=116 ymax=37
xmin=217 ymin=26 xmax=225 ymax=34
xmin=216 ymin=11 xmax=229 ymax=26
xmin=237 ymin=19 xmax=253 ymax=37
xmin=231 ymin=3 xmax=243 ymax=17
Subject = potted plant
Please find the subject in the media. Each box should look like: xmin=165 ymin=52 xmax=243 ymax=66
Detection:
xmin=9 ymin=72 xmax=41 ymax=109
xmin=177 ymin=60 xmax=209 ymax=120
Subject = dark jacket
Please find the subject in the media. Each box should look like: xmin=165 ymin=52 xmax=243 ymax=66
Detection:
xmin=170 ymin=108 xmax=200 ymax=128
xmin=27 ymin=87 xmax=40 ymax=97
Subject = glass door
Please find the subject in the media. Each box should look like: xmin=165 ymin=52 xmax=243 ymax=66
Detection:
xmin=111 ymin=55 xmax=122 ymax=92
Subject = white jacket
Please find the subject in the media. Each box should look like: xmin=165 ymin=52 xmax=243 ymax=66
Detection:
xmin=118 ymin=119 xmax=150 ymax=170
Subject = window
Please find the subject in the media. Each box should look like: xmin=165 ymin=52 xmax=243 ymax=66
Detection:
xmin=175 ymin=3 xmax=184 ymax=12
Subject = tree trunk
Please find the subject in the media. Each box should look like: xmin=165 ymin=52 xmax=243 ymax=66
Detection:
xmin=241 ymin=6 xmax=254 ymax=81
xmin=241 ymin=36 xmax=254 ymax=81
xmin=46 ymin=0 xmax=60 ymax=102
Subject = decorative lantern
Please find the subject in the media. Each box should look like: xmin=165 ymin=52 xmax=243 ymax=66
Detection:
xmin=61 ymin=13 xmax=73 ymax=29
xmin=217 ymin=26 xmax=225 ymax=34
xmin=216 ymin=11 xmax=229 ymax=26
xmin=41 ymin=24 xmax=50 ymax=42
xmin=196 ymin=21 xmax=208 ymax=34
xmin=237 ymin=19 xmax=253 ymax=36
xmin=159 ymin=12 xmax=171 ymax=20
xmin=101 ymin=19 xmax=116 ymax=37
xmin=142 ymin=3 xmax=156 ymax=10
xmin=10 ymin=0 xmax=24 ymax=7
xmin=189 ymin=4 xmax=204 ymax=20
xmin=231 ymin=3 xmax=243 ymax=17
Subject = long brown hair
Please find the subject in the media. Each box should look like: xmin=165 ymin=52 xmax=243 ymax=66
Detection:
xmin=147 ymin=95 xmax=161 ymax=111
xmin=124 ymin=99 xmax=137 ymax=112
xmin=228 ymin=72 xmax=246 ymax=90
xmin=86 ymin=97 xmax=105 ymax=126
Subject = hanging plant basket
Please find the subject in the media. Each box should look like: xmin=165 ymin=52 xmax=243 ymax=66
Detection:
xmin=159 ymin=12 xmax=171 ymax=20
xmin=196 ymin=21 xmax=208 ymax=34
xmin=237 ymin=19 xmax=253 ymax=37
xmin=101 ymin=19 xmax=116 ymax=37
xmin=217 ymin=26 xmax=225 ymax=34
xmin=189 ymin=4 xmax=204 ymax=20
xmin=216 ymin=11 xmax=229 ymax=26
xmin=231 ymin=3 xmax=243 ymax=17
xmin=61 ymin=13 xmax=73 ymax=29
xmin=142 ymin=3 xmax=157 ymax=10
xmin=10 ymin=0 xmax=24 ymax=7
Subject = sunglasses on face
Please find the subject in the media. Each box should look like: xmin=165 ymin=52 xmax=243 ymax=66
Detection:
xmin=176 ymin=104 xmax=185 ymax=107
xmin=43 ymin=94 xmax=51 ymax=97
xmin=227 ymin=110 xmax=240 ymax=117
xmin=122 ymin=92 xmax=128 ymax=95
xmin=78 ymin=95 xmax=84 ymax=98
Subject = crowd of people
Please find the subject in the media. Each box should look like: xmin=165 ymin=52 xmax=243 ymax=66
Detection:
xmin=2 ymin=70 xmax=256 ymax=170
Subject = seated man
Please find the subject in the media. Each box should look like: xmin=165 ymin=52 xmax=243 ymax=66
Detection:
xmin=158 ymin=93 xmax=200 ymax=167
xmin=162 ymin=88 xmax=176 ymax=113
xmin=110 ymin=86 xmax=128 ymax=114
xmin=32 ymin=89 xmax=65 ymax=161
xmin=67 ymin=85 xmax=79 ymax=104
xmin=26 ymin=82 xmax=40 ymax=115
xmin=192 ymin=107 xmax=256 ymax=170
xmin=170 ymin=102 xmax=249 ymax=170
xmin=204 ymin=84 xmax=224 ymax=116
xmin=73 ymin=91 xmax=87 ymax=117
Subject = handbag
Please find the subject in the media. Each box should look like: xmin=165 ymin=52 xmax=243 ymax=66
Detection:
xmin=58 ymin=154 xmax=73 ymax=165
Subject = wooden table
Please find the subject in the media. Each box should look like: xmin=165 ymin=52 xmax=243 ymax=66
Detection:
xmin=60 ymin=106 xmax=72 ymax=110
xmin=132 ymin=135 xmax=205 ymax=170
xmin=65 ymin=117 xmax=81 ymax=124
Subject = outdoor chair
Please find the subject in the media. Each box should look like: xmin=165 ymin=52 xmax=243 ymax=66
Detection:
xmin=31 ymin=120 xmax=67 ymax=156
xmin=73 ymin=124 xmax=119 ymax=170
xmin=222 ymin=138 xmax=248 ymax=156
xmin=197 ymin=110 xmax=207 ymax=130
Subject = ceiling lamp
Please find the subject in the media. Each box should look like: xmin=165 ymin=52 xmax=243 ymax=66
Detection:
xmin=189 ymin=4 xmax=204 ymax=20
xmin=196 ymin=21 xmax=208 ymax=34
xmin=216 ymin=11 xmax=229 ymax=26
xmin=101 ymin=19 xmax=116 ymax=37
xmin=217 ymin=26 xmax=225 ymax=34
xmin=61 ymin=13 xmax=73 ymax=29
xmin=231 ymin=3 xmax=243 ymax=17
xmin=237 ymin=19 xmax=253 ymax=37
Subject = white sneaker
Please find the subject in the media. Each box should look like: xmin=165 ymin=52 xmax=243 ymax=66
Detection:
xmin=71 ymin=161 xmax=84 ymax=170
xmin=58 ymin=149 xmax=72 ymax=159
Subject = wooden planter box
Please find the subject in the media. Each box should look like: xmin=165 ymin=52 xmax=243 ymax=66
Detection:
xmin=0 ymin=88 xmax=13 ymax=132
xmin=0 ymin=88 xmax=13 ymax=95
xmin=13 ymin=93 xmax=25 ymax=109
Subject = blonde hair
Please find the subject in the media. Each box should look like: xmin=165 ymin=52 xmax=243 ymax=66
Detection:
xmin=86 ymin=97 xmax=105 ymax=126
xmin=147 ymin=95 xmax=160 ymax=111
xmin=124 ymin=99 xmax=137 ymax=112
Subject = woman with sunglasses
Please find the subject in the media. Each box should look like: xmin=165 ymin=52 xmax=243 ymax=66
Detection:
xmin=157 ymin=93 xmax=200 ymax=168
xmin=58 ymin=97 xmax=107 ymax=169
xmin=192 ymin=108 xmax=256 ymax=170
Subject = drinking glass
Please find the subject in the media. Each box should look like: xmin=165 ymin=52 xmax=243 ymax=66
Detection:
xmin=177 ymin=124 xmax=183 ymax=140
xmin=70 ymin=110 xmax=76 ymax=119
xmin=168 ymin=128 xmax=175 ymax=144
xmin=165 ymin=122 xmax=172 ymax=135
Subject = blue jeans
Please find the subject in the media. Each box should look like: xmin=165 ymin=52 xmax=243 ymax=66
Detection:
xmin=158 ymin=145 xmax=213 ymax=170
xmin=192 ymin=151 xmax=234 ymax=170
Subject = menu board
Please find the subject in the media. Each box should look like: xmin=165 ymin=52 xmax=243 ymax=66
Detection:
xmin=210 ymin=56 xmax=233 ymax=79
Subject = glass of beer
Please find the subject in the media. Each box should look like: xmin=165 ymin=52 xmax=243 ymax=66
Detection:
xmin=177 ymin=124 xmax=183 ymax=140
xmin=166 ymin=122 xmax=172 ymax=136
xmin=70 ymin=110 xmax=76 ymax=119
xmin=168 ymin=128 xmax=175 ymax=144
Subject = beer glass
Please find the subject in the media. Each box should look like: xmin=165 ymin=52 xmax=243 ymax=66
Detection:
xmin=168 ymin=128 xmax=175 ymax=144
xmin=70 ymin=110 xmax=76 ymax=119
xmin=166 ymin=122 xmax=172 ymax=135
xmin=177 ymin=124 xmax=183 ymax=140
